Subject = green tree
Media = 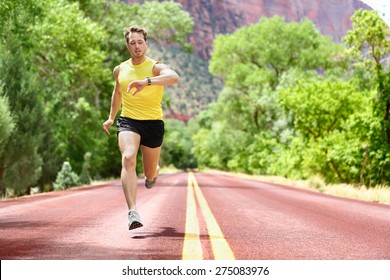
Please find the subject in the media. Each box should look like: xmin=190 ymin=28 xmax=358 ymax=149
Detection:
xmin=136 ymin=1 xmax=194 ymax=52
xmin=205 ymin=16 xmax=344 ymax=143
xmin=193 ymin=17 xmax=346 ymax=173
xmin=344 ymin=9 xmax=390 ymax=185
xmin=29 ymin=0 xmax=111 ymax=174
xmin=70 ymin=0 xmax=193 ymax=70
xmin=277 ymin=78 xmax=370 ymax=183
xmin=0 ymin=0 xmax=61 ymax=194
xmin=0 ymin=35 xmax=45 ymax=196
xmin=0 ymin=92 xmax=16 ymax=196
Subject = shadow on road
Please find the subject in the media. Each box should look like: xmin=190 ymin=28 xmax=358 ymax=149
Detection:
xmin=132 ymin=226 xmax=209 ymax=240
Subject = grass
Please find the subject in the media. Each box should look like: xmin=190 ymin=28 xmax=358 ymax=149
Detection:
xmin=204 ymin=169 xmax=390 ymax=205
xmin=320 ymin=184 xmax=390 ymax=204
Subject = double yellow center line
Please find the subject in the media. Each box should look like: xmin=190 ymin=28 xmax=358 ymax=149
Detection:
xmin=182 ymin=172 xmax=235 ymax=260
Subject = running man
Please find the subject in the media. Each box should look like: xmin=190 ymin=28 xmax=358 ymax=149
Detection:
xmin=102 ymin=25 xmax=179 ymax=230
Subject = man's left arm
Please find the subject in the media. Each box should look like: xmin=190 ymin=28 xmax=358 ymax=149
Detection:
xmin=150 ymin=63 xmax=179 ymax=86
xmin=127 ymin=63 xmax=179 ymax=95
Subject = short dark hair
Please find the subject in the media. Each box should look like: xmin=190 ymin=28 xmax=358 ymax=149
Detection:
xmin=124 ymin=25 xmax=148 ymax=43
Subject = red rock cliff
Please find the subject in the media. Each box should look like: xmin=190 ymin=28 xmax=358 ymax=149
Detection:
xmin=125 ymin=0 xmax=370 ymax=59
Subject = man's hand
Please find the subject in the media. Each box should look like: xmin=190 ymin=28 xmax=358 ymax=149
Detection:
xmin=127 ymin=79 xmax=147 ymax=95
xmin=103 ymin=119 xmax=114 ymax=136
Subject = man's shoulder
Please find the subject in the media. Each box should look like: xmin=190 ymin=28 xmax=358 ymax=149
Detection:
xmin=145 ymin=56 xmax=159 ymax=65
xmin=119 ymin=58 xmax=132 ymax=67
xmin=115 ymin=59 xmax=132 ymax=74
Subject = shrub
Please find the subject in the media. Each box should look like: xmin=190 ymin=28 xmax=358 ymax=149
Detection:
xmin=53 ymin=161 xmax=79 ymax=190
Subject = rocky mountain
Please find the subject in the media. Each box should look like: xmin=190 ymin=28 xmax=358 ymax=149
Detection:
xmin=126 ymin=0 xmax=371 ymax=59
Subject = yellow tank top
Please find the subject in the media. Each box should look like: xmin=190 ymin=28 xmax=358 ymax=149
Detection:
xmin=118 ymin=57 xmax=164 ymax=120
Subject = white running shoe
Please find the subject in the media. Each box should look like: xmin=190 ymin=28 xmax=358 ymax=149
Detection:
xmin=128 ymin=210 xmax=143 ymax=230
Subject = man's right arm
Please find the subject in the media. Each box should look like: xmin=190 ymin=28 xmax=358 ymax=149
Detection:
xmin=103 ymin=66 xmax=121 ymax=136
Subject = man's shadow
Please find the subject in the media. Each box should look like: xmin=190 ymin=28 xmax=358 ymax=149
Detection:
xmin=132 ymin=227 xmax=210 ymax=240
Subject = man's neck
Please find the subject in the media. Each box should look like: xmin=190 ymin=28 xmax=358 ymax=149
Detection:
xmin=131 ymin=56 xmax=146 ymax=65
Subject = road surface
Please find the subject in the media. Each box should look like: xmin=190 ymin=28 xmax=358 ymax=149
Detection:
xmin=1 ymin=171 xmax=390 ymax=260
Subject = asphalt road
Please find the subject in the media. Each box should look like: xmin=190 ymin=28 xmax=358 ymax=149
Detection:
xmin=1 ymin=171 xmax=390 ymax=260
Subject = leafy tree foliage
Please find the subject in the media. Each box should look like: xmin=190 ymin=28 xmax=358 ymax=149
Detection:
xmin=0 ymin=35 xmax=45 ymax=196
xmin=7 ymin=1 xmax=389 ymax=195
xmin=161 ymin=119 xmax=198 ymax=170
xmin=344 ymin=9 xmax=390 ymax=185
xmin=0 ymin=0 xmax=195 ymax=197
xmin=149 ymin=44 xmax=222 ymax=116
xmin=193 ymin=16 xmax=345 ymax=173
xmin=278 ymin=79 xmax=371 ymax=183
xmin=0 ymin=93 xmax=14 ymax=156
xmin=192 ymin=12 xmax=390 ymax=188
xmin=29 ymin=0 xmax=110 ymax=174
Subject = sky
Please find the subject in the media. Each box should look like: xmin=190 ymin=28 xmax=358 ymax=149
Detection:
xmin=360 ymin=0 xmax=390 ymax=26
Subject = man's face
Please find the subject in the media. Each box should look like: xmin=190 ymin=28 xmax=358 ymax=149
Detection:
xmin=126 ymin=32 xmax=148 ymax=59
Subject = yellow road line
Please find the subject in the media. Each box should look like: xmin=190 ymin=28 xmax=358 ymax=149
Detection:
xmin=182 ymin=172 xmax=203 ymax=260
xmin=182 ymin=172 xmax=235 ymax=260
xmin=191 ymin=172 xmax=235 ymax=260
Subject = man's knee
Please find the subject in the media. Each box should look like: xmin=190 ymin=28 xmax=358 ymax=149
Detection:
xmin=122 ymin=151 xmax=137 ymax=169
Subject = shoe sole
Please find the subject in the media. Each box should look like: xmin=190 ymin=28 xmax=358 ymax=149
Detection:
xmin=129 ymin=221 xmax=143 ymax=230
xmin=145 ymin=182 xmax=155 ymax=189
xmin=145 ymin=178 xmax=157 ymax=189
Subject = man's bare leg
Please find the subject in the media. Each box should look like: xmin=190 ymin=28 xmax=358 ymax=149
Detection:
xmin=141 ymin=145 xmax=161 ymax=187
xmin=118 ymin=131 xmax=141 ymax=210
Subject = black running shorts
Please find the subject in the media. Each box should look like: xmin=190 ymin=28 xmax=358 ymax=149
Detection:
xmin=117 ymin=116 xmax=164 ymax=148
